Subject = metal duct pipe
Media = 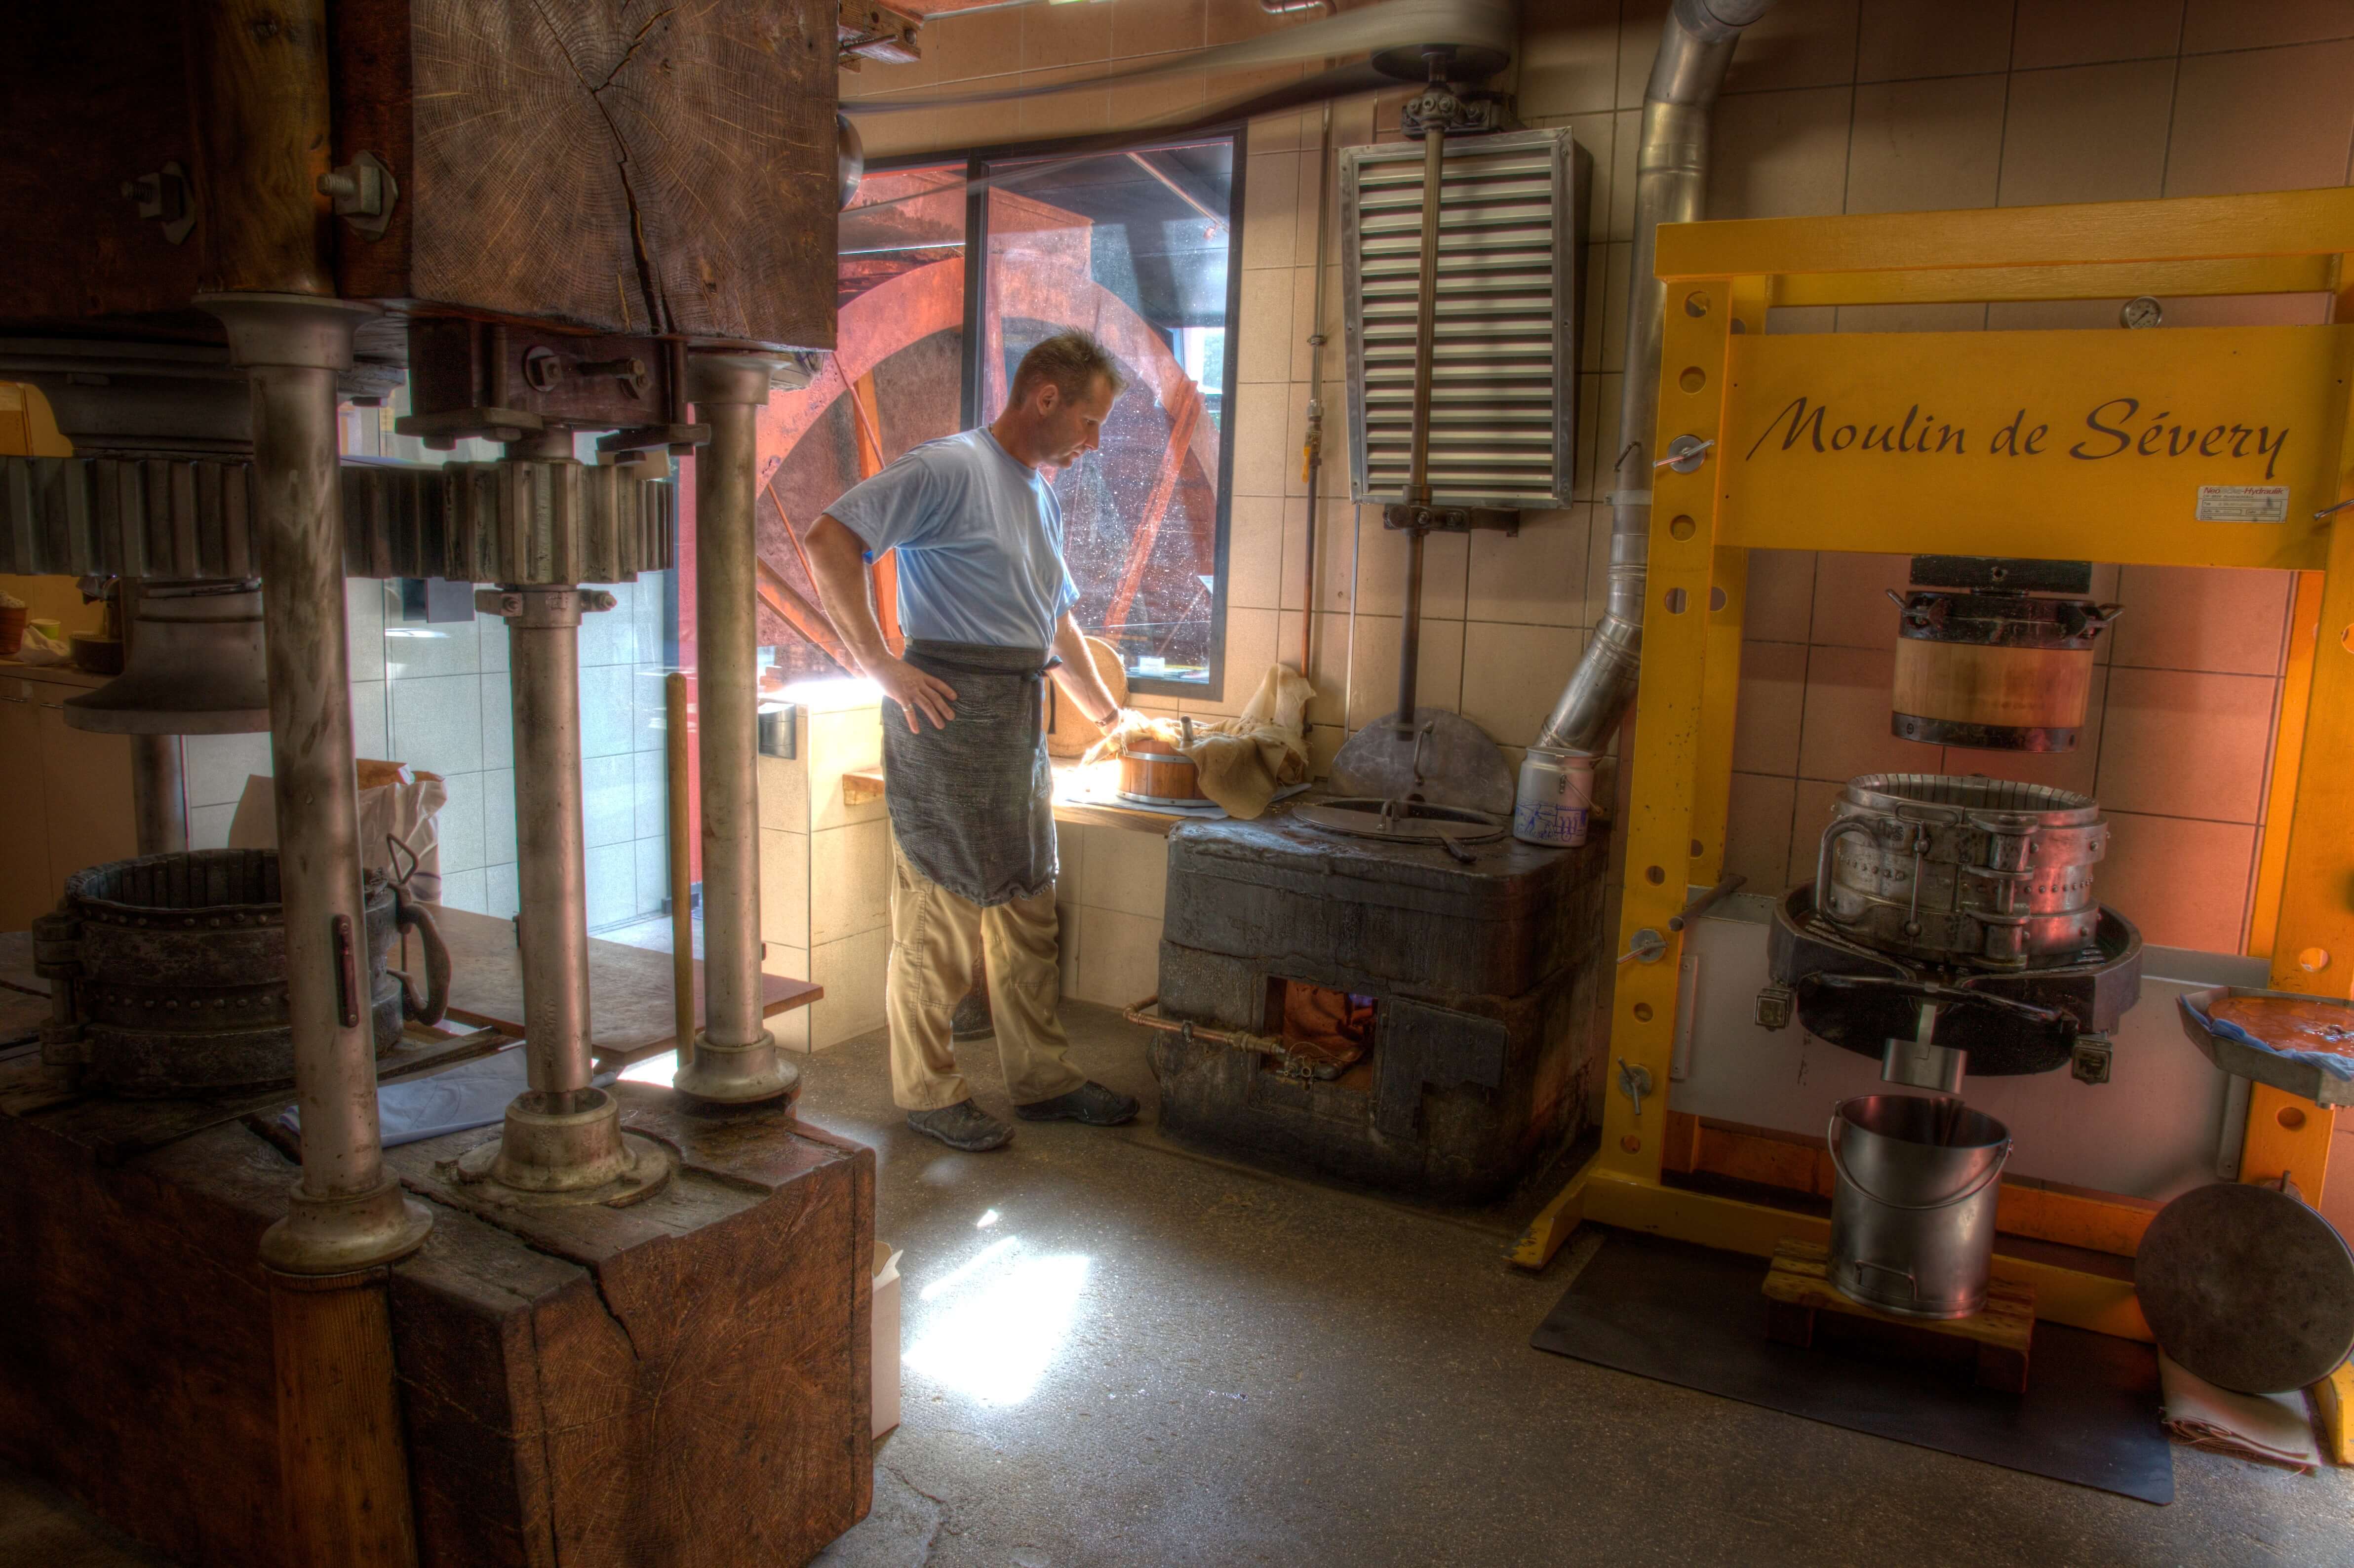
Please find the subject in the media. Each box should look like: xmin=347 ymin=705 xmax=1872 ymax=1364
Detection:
xmin=676 ymin=355 xmax=798 ymax=1105
xmin=1532 ymin=0 xmax=1769 ymax=756
xmin=1299 ymin=98 xmax=1336 ymax=675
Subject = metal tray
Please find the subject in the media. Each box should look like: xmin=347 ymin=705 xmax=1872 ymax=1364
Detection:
xmin=2176 ymin=984 xmax=2354 ymax=1107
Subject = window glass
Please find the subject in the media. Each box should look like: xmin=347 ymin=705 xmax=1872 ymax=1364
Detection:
xmin=981 ymin=141 xmax=1235 ymax=689
xmin=753 ymin=137 xmax=1240 ymax=697
xmin=758 ymin=163 xmax=969 ymax=684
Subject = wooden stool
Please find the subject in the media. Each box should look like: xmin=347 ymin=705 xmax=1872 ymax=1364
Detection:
xmin=1763 ymin=1239 xmax=2035 ymax=1394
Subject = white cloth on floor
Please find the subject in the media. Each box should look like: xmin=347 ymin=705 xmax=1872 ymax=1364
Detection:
xmin=2158 ymin=1353 xmax=2322 ymax=1473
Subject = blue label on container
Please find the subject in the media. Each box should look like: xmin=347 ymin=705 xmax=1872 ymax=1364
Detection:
xmin=1514 ymin=801 xmax=1588 ymax=843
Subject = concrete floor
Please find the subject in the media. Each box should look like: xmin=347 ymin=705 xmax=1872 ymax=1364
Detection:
xmin=7 ymin=1001 xmax=2350 ymax=1566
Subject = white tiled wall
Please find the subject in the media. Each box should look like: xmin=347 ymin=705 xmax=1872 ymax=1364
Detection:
xmin=758 ymin=678 xmax=893 ymax=1050
xmin=1057 ymin=822 xmax=1172 ymax=1012
xmin=186 ymin=573 xmax=677 ymax=933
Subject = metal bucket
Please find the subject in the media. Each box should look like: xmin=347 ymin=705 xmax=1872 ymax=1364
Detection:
xmin=1827 ymin=1094 xmax=2012 ymax=1319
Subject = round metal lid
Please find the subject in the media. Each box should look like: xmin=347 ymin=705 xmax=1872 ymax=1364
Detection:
xmin=2134 ymin=1180 xmax=2354 ymax=1394
xmin=1330 ymin=708 xmax=1515 ymax=818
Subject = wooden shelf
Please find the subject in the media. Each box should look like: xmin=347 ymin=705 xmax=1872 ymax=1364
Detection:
xmin=431 ymin=905 xmax=821 ymax=1069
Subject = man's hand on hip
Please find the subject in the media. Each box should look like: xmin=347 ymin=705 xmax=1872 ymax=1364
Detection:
xmin=874 ymin=655 xmax=959 ymax=731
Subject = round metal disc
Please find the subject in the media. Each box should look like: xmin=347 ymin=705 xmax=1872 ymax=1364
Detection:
xmin=1329 ymin=708 xmax=1514 ymax=817
xmin=2134 ymin=1181 xmax=2354 ymax=1393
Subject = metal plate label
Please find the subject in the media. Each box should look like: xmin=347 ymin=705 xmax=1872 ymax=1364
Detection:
xmin=2195 ymin=484 xmax=2289 ymax=522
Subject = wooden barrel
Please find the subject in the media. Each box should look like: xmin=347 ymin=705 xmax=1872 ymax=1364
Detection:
xmin=1119 ymin=743 xmax=1205 ymax=803
xmin=1889 ymin=590 xmax=2117 ymax=752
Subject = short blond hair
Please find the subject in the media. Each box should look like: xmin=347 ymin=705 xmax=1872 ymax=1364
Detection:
xmin=1009 ymin=330 xmax=1126 ymax=408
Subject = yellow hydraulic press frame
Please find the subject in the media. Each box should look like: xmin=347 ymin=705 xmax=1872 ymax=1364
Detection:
xmin=1514 ymin=189 xmax=2354 ymax=1395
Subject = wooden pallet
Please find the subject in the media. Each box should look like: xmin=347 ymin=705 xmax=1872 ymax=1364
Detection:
xmin=1763 ymin=1238 xmax=2036 ymax=1394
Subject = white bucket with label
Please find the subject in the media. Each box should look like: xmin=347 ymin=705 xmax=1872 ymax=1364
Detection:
xmin=1513 ymin=747 xmax=1595 ymax=847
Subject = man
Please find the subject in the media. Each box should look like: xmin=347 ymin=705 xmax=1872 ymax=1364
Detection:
xmin=804 ymin=330 xmax=1142 ymax=1152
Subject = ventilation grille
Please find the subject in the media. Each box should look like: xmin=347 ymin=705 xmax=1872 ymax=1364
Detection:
xmin=1341 ymin=127 xmax=1583 ymax=510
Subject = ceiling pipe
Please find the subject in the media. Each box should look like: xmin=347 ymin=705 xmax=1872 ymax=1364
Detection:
xmin=1532 ymin=0 xmax=1770 ymax=757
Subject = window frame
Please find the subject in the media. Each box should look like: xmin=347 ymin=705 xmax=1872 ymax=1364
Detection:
xmin=863 ymin=123 xmax=1249 ymax=701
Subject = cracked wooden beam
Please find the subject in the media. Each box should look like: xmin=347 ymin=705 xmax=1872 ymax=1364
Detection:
xmin=331 ymin=0 xmax=838 ymax=350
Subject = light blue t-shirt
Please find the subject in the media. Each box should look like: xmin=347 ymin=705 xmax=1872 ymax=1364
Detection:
xmin=824 ymin=429 xmax=1080 ymax=653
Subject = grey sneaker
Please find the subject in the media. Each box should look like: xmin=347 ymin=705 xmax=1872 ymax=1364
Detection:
xmin=906 ymin=1099 xmax=1014 ymax=1152
xmin=1015 ymin=1081 xmax=1140 ymax=1126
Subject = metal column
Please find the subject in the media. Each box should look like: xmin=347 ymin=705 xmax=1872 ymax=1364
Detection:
xmin=1393 ymin=113 xmax=1446 ymax=730
xmin=675 ymin=355 xmax=797 ymax=1104
xmin=457 ymin=576 xmax=670 ymax=1202
xmin=129 ymin=734 xmax=189 ymax=855
xmin=198 ymin=292 xmax=431 ymax=1274
xmin=509 ymin=587 xmax=594 ymax=1096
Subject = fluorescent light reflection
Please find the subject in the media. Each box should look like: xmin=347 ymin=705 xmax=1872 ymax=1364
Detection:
xmin=976 ymin=1208 xmax=1001 ymax=1228
xmin=907 ymin=1235 xmax=1092 ymax=1406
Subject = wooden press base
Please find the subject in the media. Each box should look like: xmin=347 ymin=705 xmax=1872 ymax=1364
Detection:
xmin=1764 ymin=1239 xmax=2036 ymax=1395
xmin=0 ymin=1056 xmax=873 ymax=1568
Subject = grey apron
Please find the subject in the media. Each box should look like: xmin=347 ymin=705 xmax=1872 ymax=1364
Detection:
xmin=882 ymin=639 xmax=1059 ymax=906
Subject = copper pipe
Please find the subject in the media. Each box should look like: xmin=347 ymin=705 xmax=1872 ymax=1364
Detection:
xmin=667 ymin=672 xmax=695 ymax=1068
xmin=1298 ymin=99 xmax=1334 ymax=677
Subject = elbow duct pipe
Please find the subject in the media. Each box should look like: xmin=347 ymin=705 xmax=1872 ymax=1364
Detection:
xmin=1532 ymin=0 xmax=1769 ymax=757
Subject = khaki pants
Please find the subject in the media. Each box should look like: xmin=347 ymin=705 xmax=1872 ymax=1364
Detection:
xmin=886 ymin=837 xmax=1087 ymax=1112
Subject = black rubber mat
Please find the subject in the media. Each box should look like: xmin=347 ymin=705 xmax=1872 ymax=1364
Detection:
xmin=1530 ymin=1229 xmax=2173 ymax=1503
